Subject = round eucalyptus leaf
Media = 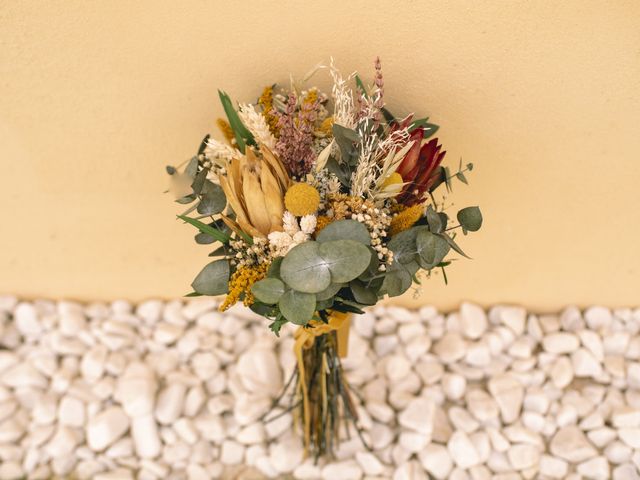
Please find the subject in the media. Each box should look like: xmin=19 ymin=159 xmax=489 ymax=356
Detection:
xmin=267 ymin=257 xmax=283 ymax=279
xmin=457 ymin=206 xmax=483 ymax=232
xmin=197 ymin=181 xmax=227 ymax=215
xmin=278 ymin=290 xmax=316 ymax=325
xmin=381 ymin=267 xmax=412 ymax=297
xmin=358 ymin=247 xmax=380 ymax=281
xmin=280 ymin=242 xmax=332 ymax=293
xmin=350 ymin=280 xmax=378 ymax=305
xmin=387 ymin=226 xmax=424 ymax=264
xmin=416 ymin=230 xmax=450 ymax=269
xmin=251 ymin=278 xmax=286 ymax=305
xmin=316 ymin=219 xmax=370 ymax=245
xmin=191 ymin=259 xmax=230 ymax=296
xmin=315 ymin=282 xmax=344 ymax=302
xmin=319 ymin=240 xmax=372 ymax=283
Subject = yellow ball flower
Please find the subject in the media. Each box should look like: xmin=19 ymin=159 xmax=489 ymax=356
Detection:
xmin=389 ymin=203 xmax=424 ymax=236
xmin=284 ymin=183 xmax=321 ymax=216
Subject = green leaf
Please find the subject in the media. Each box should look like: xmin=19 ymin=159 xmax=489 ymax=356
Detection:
xmin=191 ymin=260 xmax=230 ymax=296
xmin=185 ymin=157 xmax=199 ymax=178
xmin=457 ymin=206 xmax=483 ymax=232
xmin=197 ymin=134 xmax=210 ymax=156
xmin=279 ymin=290 xmax=316 ymax=325
xmin=387 ymin=227 xmax=422 ymax=264
xmin=408 ymin=117 xmax=430 ymax=130
xmin=251 ymin=278 xmax=287 ymax=305
xmin=319 ymin=240 xmax=372 ymax=283
xmin=218 ymin=90 xmax=255 ymax=153
xmin=456 ymin=171 xmax=468 ymax=185
xmin=184 ymin=291 xmax=202 ymax=297
xmin=267 ymin=257 xmax=283 ymax=279
xmin=358 ymin=247 xmax=381 ymax=281
xmin=381 ymin=265 xmax=412 ymax=297
xmin=467 ymin=163 xmax=474 ymax=171
xmin=443 ymin=166 xmax=452 ymax=192
xmin=268 ymin=316 xmax=288 ymax=336
xmin=422 ymin=123 xmax=440 ymax=139
xmin=380 ymin=107 xmax=396 ymax=124
xmin=175 ymin=193 xmax=197 ymax=205
xmin=315 ymin=282 xmax=344 ymax=302
xmin=316 ymin=219 xmax=371 ymax=245
xmin=280 ymin=242 xmax=332 ymax=293
xmin=416 ymin=230 xmax=450 ymax=269
xmin=191 ymin=168 xmax=209 ymax=194
xmin=178 ymin=215 xmax=230 ymax=243
xmin=196 ymin=181 xmax=226 ymax=215
xmin=332 ymin=124 xmax=359 ymax=162
xmin=354 ymin=74 xmax=369 ymax=98
xmin=350 ymin=280 xmax=378 ymax=305
xmin=166 ymin=165 xmax=176 ymax=175
xmin=441 ymin=233 xmax=471 ymax=259
xmin=425 ymin=205 xmax=443 ymax=233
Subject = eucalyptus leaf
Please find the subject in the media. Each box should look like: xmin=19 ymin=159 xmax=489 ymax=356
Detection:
xmin=350 ymin=280 xmax=378 ymax=305
xmin=456 ymin=171 xmax=468 ymax=185
xmin=457 ymin=206 xmax=483 ymax=232
xmin=315 ymin=282 xmax=343 ymax=302
xmin=425 ymin=205 xmax=443 ymax=233
xmin=319 ymin=240 xmax=371 ymax=283
xmin=196 ymin=181 xmax=226 ymax=215
xmin=185 ymin=157 xmax=199 ymax=178
xmin=268 ymin=257 xmax=283 ymax=279
xmin=279 ymin=290 xmax=316 ymax=325
xmin=315 ymin=299 xmax=334 ymax=311
xmin=332 ymin=124 xmax=359 ymax=162
xmin=191 ymin=259 xmax=230 ymax=296
xmin=175 ymin=193 xmax=197 ymax=205
xmin=251 ymin=278 xmax=286 ymax=305
xmin=416 ymin=230 xmax=450 ymax=269
xmin=191 ymin=169 xmax=208 ymax=194
xmin=442 ymin=233 xmax=471 ymax=259
xmin=387 ymin=227 xmax=422 ymax=264
xmin=166 ymin=165 xmax=176 ymax=175
xmin=316 ymin=219 xmax=370 ymax=245
xmin=381 ymin=267 xmax=412 ymax=297
xmin=280 ymin=242 xmax=332 ymax=293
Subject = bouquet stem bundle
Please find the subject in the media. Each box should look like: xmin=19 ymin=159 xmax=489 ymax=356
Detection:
xmin=267 ymin=312 xmax=368 ymax=459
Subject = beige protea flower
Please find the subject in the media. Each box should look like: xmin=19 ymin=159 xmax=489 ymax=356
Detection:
xmin=218 ymin=146 xmax=290 ymax=238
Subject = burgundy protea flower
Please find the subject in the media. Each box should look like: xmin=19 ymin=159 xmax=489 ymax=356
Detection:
xmin=396 ymin=129 xmax=446 ymax=206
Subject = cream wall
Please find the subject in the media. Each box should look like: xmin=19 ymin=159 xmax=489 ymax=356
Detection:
xmin=1 ymin=1 xmax=639 ymax=311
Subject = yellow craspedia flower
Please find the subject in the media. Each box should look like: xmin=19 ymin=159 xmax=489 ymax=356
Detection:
xmin=389 ymin=203 xmax=424 ymax=236
xmin=284 ymin=183 xmax=320 ymax=216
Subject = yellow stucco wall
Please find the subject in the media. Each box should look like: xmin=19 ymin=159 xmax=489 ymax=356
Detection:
xmin=1 ymin=1 xmax=639 ymax=311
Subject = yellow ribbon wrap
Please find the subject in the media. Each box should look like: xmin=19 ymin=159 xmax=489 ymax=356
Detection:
xmin=293 ymin=311 xmax=351 ymax=455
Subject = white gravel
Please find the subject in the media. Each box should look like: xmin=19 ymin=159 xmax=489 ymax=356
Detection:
xmin=1 ymin=297 xmax=640 ymax=479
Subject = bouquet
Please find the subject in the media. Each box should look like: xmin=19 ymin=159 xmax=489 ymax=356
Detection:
xmin=166 ymin=58 xmax=482 ymax=458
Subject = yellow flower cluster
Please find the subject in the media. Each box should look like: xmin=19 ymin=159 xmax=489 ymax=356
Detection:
xmin=325 ymin=194 xmax=371 ymax=220
xmin=216 ymin=118 xmax=236 ymax=145
xmin=303 ymin=88 xmax=319 ymax=105
xmin=258 ymin=86 xmax=280 ymax=136
xmin=284 ymin=183 xmax=320 ymax=216
xmin=389 ymin=203 xmax=424 ymax=236
xmin=220 ymin=262 xmax=270 ymax=311
xmin=314 ymin=215 xmax=332 ymax=236
xmin=318 ymin=116 xmax=334 ymax=137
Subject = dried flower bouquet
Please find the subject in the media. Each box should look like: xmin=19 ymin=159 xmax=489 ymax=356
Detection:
xmin=166 ymin=59 xmax=482 ymax=458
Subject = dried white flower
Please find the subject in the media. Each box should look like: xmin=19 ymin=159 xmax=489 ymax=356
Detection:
xmin=299 ymin=215 xmax=317 ymax=235
xmin=282 ymin=211 xmax=299 ymax=236
xmin=205 ymin=139 xmax=241 ymax=166
xmin=238 ymin=103 xmax=277 ymax=151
